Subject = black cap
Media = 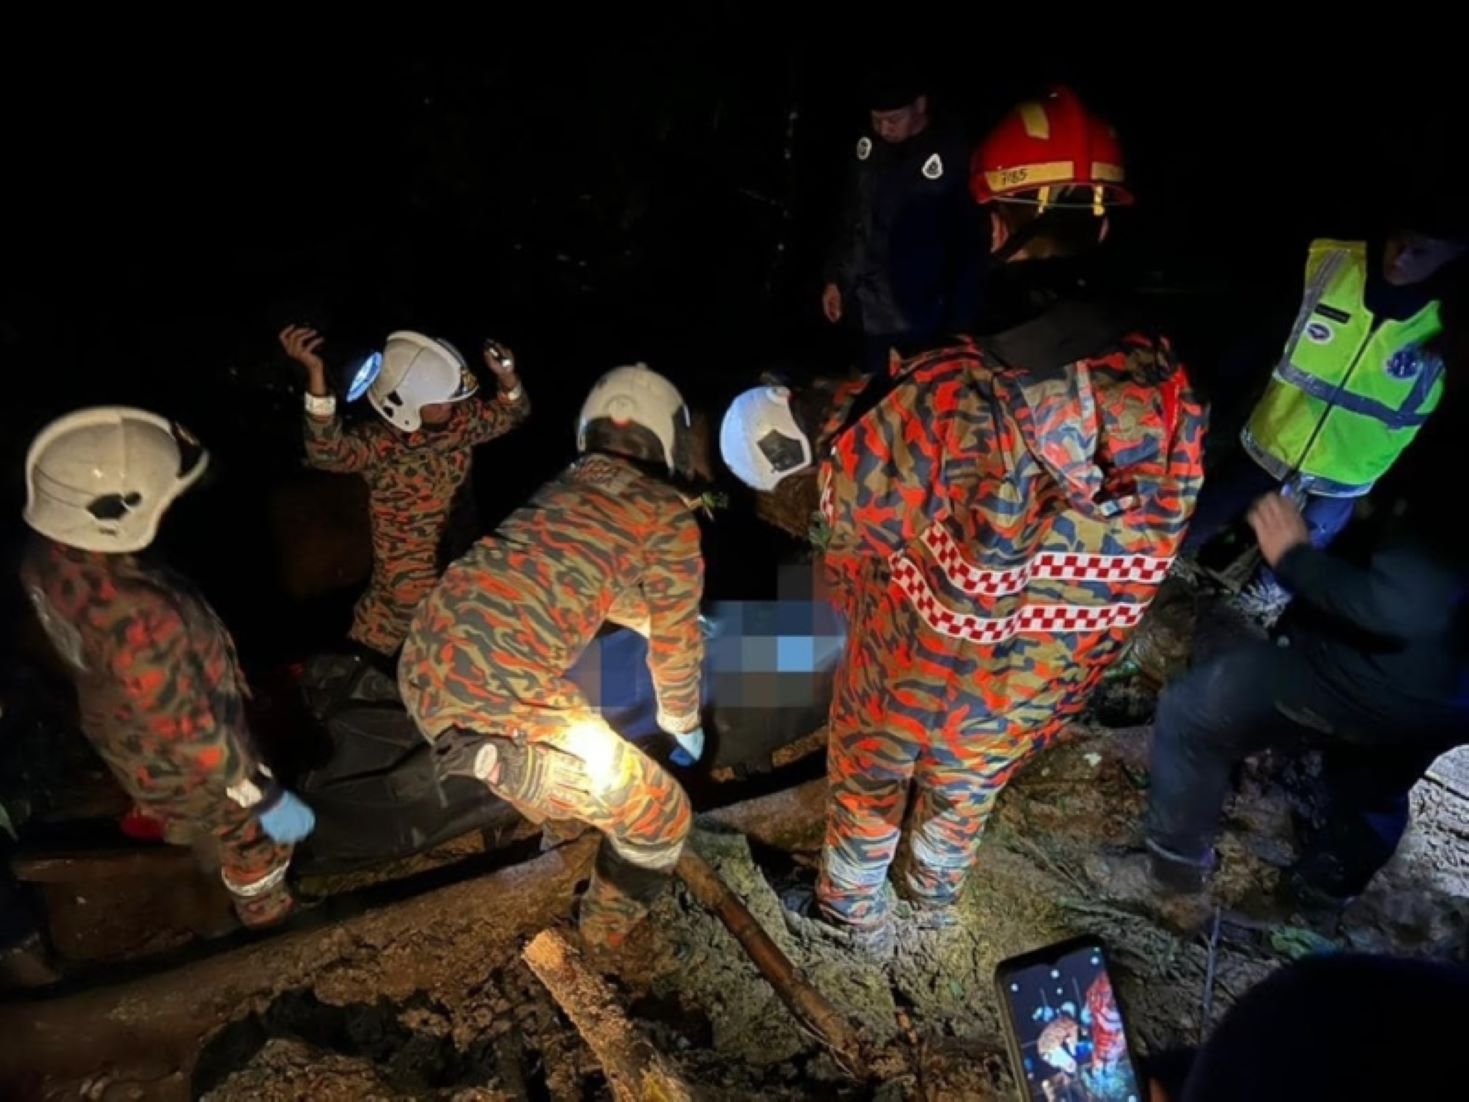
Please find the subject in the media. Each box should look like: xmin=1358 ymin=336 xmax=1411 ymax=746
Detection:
xmin=862 ymin=63 xmax=926 ymax=112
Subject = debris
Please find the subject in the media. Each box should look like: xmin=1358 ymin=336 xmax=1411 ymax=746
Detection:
xmin=6 ymin=731 xmax=1465 ymax=1098
xmin=1199 ymin=904 xmax=1222 ymax=1042
xmin=675 ymin=846 xmax=866 ymax=1078
xmin=771 ymin=728 xmax=829 ymax=769
xmin=1268 ymin=925 xmax=1339 ymax=960
xmin=522 ymin=928 xmax=694 ymax=1102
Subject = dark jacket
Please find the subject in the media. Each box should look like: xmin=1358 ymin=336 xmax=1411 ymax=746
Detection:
xmin=824 ymin=121 xmax=983 ymax=338
xmin=1277 ymin=516 xmax=1469 ymax=731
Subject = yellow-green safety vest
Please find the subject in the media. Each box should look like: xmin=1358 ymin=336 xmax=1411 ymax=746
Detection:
xmin=1243 ymin=239 xmax=1443 ymax=497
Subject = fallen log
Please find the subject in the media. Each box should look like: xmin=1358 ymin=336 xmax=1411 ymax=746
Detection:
xmin=522 ymin=928 xmax=694 ymax=1102
xmin=0 ymin=838 xmax=601 ymax=1090
xmin=675 ymin=847 xmax=865 ymax=1077
xmin=12 ymin=847 xmax=197 ymax=884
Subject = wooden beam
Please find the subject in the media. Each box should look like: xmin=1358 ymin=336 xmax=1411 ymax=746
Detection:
xmin=675 ymin=847 xmax=865 ymax=1077
xmin=522 ymin=928 xmax=694 ymax=1102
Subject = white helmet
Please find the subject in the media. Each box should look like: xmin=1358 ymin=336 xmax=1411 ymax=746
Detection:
xmin=23 ymin=407 xmax=210 ymax=553
xmin=576 ymin=364 xmax=690 ymax=473
xmin=719 ymin=386 xmax=814 ymax=491
xmin=368 ymin=330 xmax=478 ymax=432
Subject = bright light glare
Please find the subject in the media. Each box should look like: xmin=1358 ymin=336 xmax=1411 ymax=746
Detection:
xmin=562 ymin=720 xmax=618 ymax=792
xmin=347 ymin=351 xmax=384 ymax=401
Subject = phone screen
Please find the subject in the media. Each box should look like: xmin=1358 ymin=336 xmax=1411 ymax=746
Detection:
xmin=998 ymin=941 xmax=1142 ymax=1102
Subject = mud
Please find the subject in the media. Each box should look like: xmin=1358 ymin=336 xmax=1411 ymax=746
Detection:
xmin=5 ymin=728 xmax=1467 ymax=1100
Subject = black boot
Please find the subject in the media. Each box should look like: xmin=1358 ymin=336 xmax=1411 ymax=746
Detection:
xmin=1145 ymin=838 xmax=1215 ymax=894
xmin=780 ymin=883 xmax=896 ymax=962
xmin=1280 ymin=852 xmax=1360 ymax=913
xmin=1085 ymin=843 xmax=1214 ymax=932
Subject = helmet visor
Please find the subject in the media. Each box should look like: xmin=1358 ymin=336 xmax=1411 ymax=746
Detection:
xmin=756 ymin=427 xmax=812 ymax=477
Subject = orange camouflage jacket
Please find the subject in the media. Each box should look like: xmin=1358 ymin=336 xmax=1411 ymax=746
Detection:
xmin=303 ymin=390 xmax=531 ymax=565
xmin=401 ymin=453 xmax=705 ymax=738
xmin=815 ymin=333 xmax=1205 ymax=727
xmin=20 ymin=539 xmax=263 ymax=807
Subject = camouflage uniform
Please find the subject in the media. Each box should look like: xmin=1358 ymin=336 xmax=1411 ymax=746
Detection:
xmin=814 ymin=337 xmax=1205 ymax=930
xmin=304 ymin=388 xmax=531 ymax=656
xmin=400 ymin=453 xmax=702 ymax=948
xmin=20 ymin=540 xmax=294 ymax=926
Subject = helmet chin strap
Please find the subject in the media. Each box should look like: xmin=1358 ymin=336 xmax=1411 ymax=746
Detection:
xmin=990 ymin=208 xmax=1055 ymax=264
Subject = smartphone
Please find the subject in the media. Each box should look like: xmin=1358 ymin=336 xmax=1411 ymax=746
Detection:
xmin=994 ymin=936 xmax=1143 ymax=1102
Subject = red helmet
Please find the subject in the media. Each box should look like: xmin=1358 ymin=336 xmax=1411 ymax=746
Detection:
xmin=970 ymin=86 xmax=1133 ymax=214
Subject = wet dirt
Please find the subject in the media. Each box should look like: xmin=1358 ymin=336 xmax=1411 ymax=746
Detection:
xmin=6 ymin=720 xmax=1468 ymax=1099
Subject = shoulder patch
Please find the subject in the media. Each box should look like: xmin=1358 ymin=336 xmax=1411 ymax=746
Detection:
xmin=1386 ymin=344 xmax=1432 ymax=381
xmin=921 ymin=153 xmax=943 ymax=180
xmin=26 ymin=585 xmax=88 ymax=672
xmin=856 ymin=136 xmax=872 ymax=161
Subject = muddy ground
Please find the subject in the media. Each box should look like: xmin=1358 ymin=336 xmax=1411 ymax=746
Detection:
xmin=4 ymin=718 xmax=1466 ymax=1100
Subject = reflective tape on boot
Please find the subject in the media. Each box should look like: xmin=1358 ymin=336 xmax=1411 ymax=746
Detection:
xmin=910 ymin=822 xmax=984 ymax=872
xmin=823 ymin=846 xmax=892 ymax=890
xmin=606 ymin=830 xmax=685 ymax=873
xmin=221 ymin=860 xmax=290 ymax=899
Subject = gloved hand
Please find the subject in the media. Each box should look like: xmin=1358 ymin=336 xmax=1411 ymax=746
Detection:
xmin=668 ymin=726 xmax=705 ymax=767
xmin=435 ymin=728 xmax=601 ymax=808
xmin=258 ymin=791 xmax=316 ymax=844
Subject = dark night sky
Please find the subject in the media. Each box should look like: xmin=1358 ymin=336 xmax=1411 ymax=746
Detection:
xmin=3 ymin=22 xmax=1464 ymax=652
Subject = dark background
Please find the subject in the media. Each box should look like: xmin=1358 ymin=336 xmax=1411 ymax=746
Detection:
xmin=4 ymin=22 xmax=1463 ymax=664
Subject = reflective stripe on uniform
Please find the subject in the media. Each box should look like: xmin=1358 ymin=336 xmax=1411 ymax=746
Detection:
xmin=606 ymin=831 xmax=686 ymax=872
xmin=221 ymin=860 xmax=290 ymax=899
xmin=891 ymin=554 xmax=1149 ymax=643
xmin=818 ymin=465 xmax=835 ymax=524
xmin=921 ymin=523 xmax=1172 ymax=595
xmin=824 ymin=845 xmax=894 ymax=888
xmin=1270 ymin=360 xmax=1439 ymax=429
xmin=655 ymin=706 xmax=701 ymax=735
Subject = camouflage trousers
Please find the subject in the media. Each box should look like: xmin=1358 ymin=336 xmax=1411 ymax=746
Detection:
xmin=816 ymin=587 xmax=1065 ymax=931
xmin=141 ymin=791 xmax=295 ymax=928
xmin=425 ymin=716 xmax=691 ymax=951
xmin=349 ymin=541 xmax=437 ymax=656
xmin=400 ymin=547 xmax=694 ymax=949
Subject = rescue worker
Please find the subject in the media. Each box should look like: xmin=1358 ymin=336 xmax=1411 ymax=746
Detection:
xmin=723 ymin=88 xmax=1206 ymax=954
xmin=19 ymin=408 xmax=315 ymax=927
xmin=1183 ymin=220 xmax=1466 ymax=620
xmin=278 ymin=324 xmax=531 ymax=661
xmin=1122 ymin=484 xmax=1469 ymax=907
xmin=399 ymin=365 xmax=705 ymax=951
xmin=821 ymin=70 xmax=982 ymax=374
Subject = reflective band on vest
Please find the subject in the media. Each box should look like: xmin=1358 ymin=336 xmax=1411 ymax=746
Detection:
xmin=922 ymin=524 xmax=1173 ymax=595
xmin=1243 ymin=239 xmax=1443 ymax=497
xmin=891 ymin=554 xmax=1148 ymax=643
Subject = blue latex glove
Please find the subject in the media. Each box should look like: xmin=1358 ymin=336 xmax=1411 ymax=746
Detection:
xmin=258 ymin=790 xmax=316 ymax=844
xmin=669 ymin=727 xmax=705 ymax=767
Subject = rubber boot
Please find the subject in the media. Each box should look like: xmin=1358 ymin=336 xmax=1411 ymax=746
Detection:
xmin=780 ymin=883 xmax=896 ymax=962
xmin=577 ymin=843 xmax=670 ymax=953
